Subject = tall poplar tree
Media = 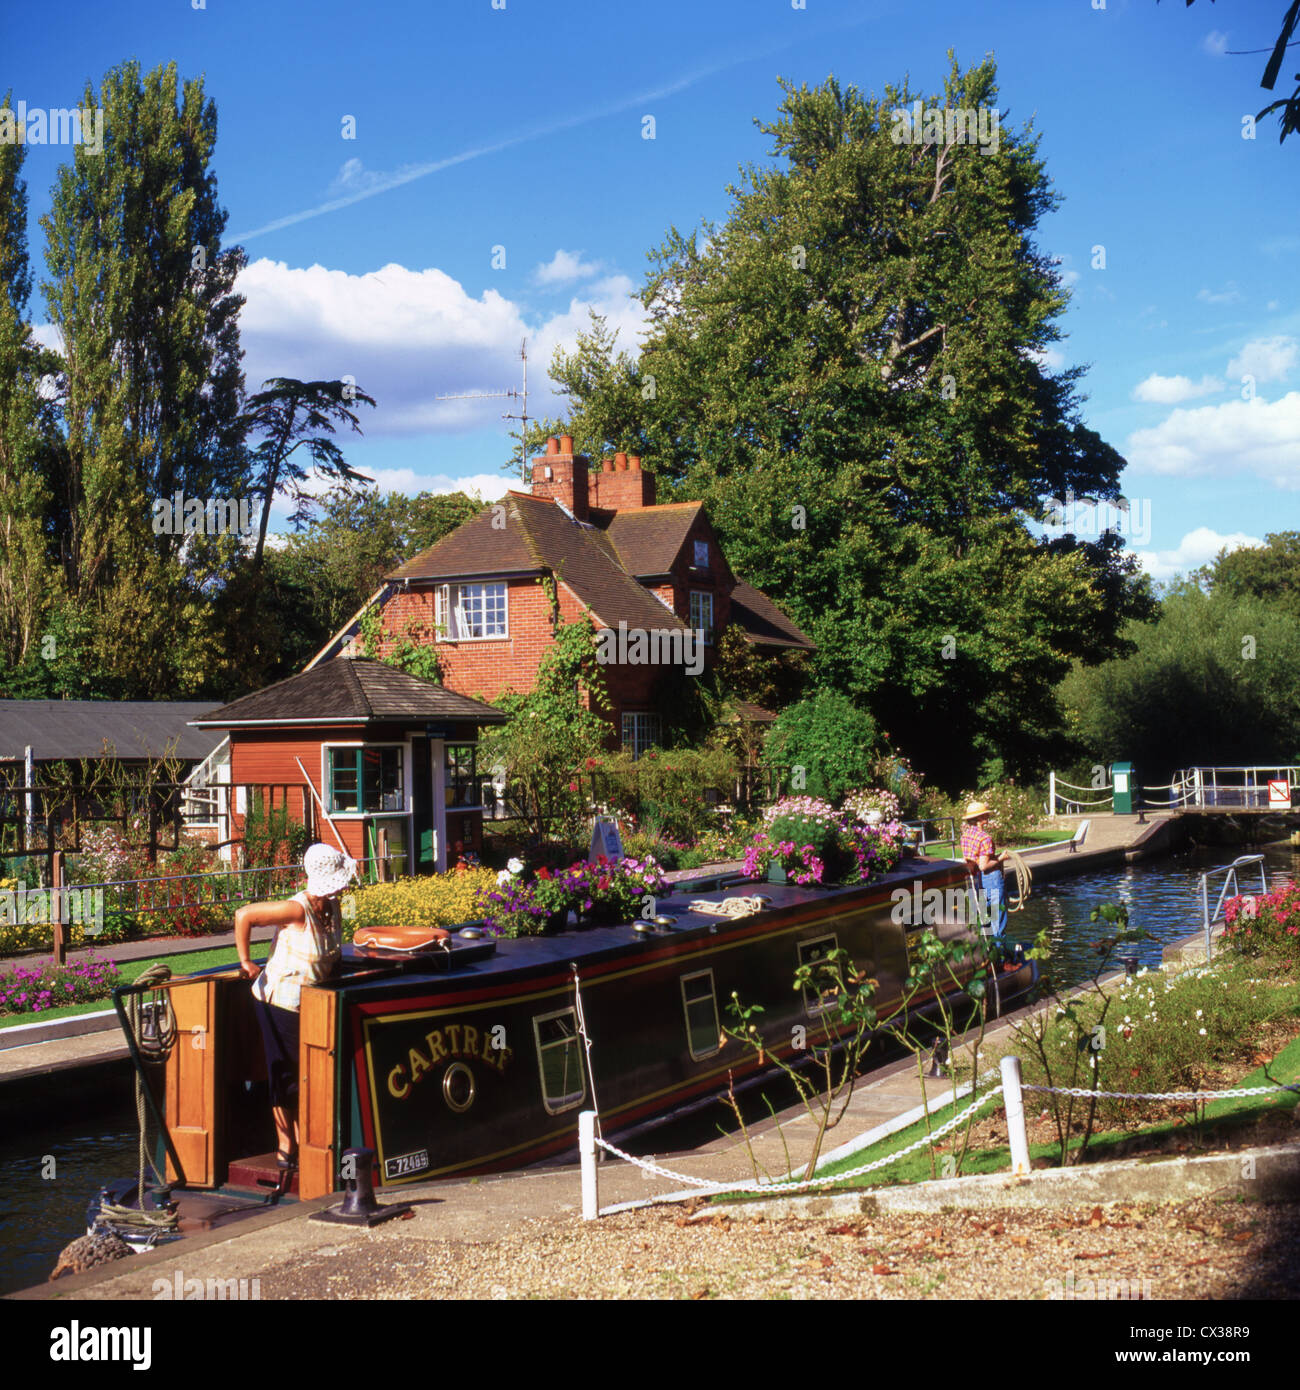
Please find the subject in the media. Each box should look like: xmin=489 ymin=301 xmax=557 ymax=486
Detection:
xmin=40 ymin=61 xmax=247 ymax=695
xmin=542 ymin=59 xmax=1154 ymax=785
xmin=0 ymin=92 xmax=64 ymax=685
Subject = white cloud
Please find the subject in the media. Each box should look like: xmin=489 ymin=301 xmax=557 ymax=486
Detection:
xmin=1027 ymin=346 xmax=1065 ymax=371
xmin=236 ymin=257 xmax=649 ymax=437
xmin=364 ymin=468 xmax=513 ymax=500
xmin=1197 ymin=283 xmax=1241 ymax=305
xmin=1126 ymin=392 xmax=1300 ymax=486
xmin=1202 ymin=30 xmax=1230 ymax=58
xmin=534 ymin=249 xmax=603 ymax=285
xmin=1227 ymin=334 xmax=1297 ymax=384
xmin=1134 ymin=527 xmax=1262 ymax=583
xmin=1132 ymin=373 xmax=1223 ymax=404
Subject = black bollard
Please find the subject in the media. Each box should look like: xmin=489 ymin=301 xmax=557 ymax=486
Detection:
xmin=310 ymin=1147 xmax=413 ymax=1227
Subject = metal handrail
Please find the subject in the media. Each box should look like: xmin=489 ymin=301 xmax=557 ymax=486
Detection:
xmin=1198 ymin=854 xmax=1268 ymax=961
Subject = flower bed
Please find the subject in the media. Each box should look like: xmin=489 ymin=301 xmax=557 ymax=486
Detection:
xmin=344 ymin=867 xmax=498 ymax=942
xmin=0 ymin=954 xmax=122 ymax=1017
xmin=1223 ymin=884 xmax=1300 ymax=957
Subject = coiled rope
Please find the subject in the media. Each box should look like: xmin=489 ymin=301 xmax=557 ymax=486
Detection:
xmin=99 ymin=964 xmax=181 ymax=1239
xmin=1004 ymin=846 xmax=1033 ymax=913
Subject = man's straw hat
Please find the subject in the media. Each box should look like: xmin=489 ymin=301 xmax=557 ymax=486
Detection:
xmin=963 ymin=801 xmax=993 ymax=822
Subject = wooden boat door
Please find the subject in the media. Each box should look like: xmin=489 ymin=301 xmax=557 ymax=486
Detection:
xmin=163 ymin=977 xmax=218 ymax=1187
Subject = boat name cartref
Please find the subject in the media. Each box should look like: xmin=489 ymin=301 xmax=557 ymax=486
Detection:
xmin=387 ymin=1022 xmax=513 ymax=1099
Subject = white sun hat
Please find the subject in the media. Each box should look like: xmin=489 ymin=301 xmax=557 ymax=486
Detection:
xmin=303 ymin=843 xmax=358 ymax=897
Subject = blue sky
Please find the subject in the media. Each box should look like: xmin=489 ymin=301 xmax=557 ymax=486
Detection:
xmin=6 ymin=0 xmax=1298 ymax=579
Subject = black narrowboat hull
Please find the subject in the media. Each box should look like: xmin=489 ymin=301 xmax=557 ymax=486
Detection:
xmin=336 ymin=858 xmax=1037 ymax=1187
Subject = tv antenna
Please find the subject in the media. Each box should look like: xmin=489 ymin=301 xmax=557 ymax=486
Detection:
xmin=435 ymin=337 xmax=532 ymax=482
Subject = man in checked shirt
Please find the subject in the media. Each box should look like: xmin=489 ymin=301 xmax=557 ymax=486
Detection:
xmin=960 ymin=801 xmax=1008 ymax=938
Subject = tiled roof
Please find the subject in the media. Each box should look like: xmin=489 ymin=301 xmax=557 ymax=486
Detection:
xmin=597 ymin=503 xmax=704 ymax=577
xmin=516 ymin=493 xmax=689 ymax=632
xmin=729 ymin=580 xmax=816 ymax=650
xmin=388 ymin=499 xmax=543 ymax=581
xmin=388 ymin=492 xmax=688 ymax=634
xmin=0 ymin=701 xmax=225 ymax=762
xmin=192 ymin=659 xmax=506 ymax=727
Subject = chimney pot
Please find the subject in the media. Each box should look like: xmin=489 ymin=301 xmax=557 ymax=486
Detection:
xmin=629 ymin=455 xmax=641 ymax=470
xmin=615 ymin=452 xmax=629 ymax=470
xmin=601 ymin=457 xmax=614 ymax=473
xmin=547 ymin=436 xmax=560 ymax=455
xmin=559 ymin=434 xmax=574 ymax=454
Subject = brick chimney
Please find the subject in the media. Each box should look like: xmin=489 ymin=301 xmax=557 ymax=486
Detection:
xmin=530 ymin=435 xmax=589 ymax=520
xmin=590 ymin=451 xmax=656 ymax=512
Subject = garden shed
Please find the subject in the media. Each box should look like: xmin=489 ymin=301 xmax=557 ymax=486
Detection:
xmin=190 ymin=657 xmax=506 ymax=875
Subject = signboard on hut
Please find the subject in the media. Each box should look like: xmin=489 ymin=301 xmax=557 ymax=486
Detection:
xmin=589 ymin=815 xmax=624 ymax=865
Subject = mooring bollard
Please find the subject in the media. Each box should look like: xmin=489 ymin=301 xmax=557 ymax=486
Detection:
xmin=1000 ymin=1055 xmax=1031 ymax=1177
xmin=579 ymin=1110 xmax=598 ymax=1220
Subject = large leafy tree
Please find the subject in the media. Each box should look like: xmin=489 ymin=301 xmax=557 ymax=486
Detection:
xmin=543 ymin=60 xmax=1153 ymax=787
xmin=1059 ymin=583 xmax=1300 ymax=778
xmin=40 ymin=60 xmax=247 ymax=696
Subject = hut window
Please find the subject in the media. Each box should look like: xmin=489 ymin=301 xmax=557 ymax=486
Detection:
xmin=533 ymin=1009 xmax=586 ymax=1114
xmin=797 ymin=934 xmax=840 ymax=1016
xmin=680 ymin=970 xmax=722 ymax=1061
xmin=445 ymin=744 xmax=479 ymax=808
xmin=327 ymin=746 xmax=404 ymax=814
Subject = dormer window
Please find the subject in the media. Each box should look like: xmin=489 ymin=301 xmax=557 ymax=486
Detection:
xmin=693 ymin=540 xmax=709 ymax=568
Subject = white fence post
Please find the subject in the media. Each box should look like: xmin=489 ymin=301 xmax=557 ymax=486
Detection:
xmin=1000 ymin=1055 xmax=1031 ymax=1177
xmin=579 ymin=1110 xmax=598 ymax=1220
xmin=1048 ymin=770 xmax=1056 ymax=817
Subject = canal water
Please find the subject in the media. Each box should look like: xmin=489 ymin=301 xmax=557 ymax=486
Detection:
xmin=998 ymin=837 xmax=1297 ymax=979
xmin=0 ymin=837 xmax=1294 ymax=1294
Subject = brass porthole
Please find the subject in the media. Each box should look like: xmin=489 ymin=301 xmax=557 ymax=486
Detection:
xmin=442 ymin=1061 xmax=476 ymax=1113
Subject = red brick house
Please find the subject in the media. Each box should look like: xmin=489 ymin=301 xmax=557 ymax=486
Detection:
xmin=311 ymin=436 xmax=814 ymax=753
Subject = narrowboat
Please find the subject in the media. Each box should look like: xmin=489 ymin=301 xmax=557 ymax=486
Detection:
xmin=104 ymin=853 xmax=1036 ymax=1223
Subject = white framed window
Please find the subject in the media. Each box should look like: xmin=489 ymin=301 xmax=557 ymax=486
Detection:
xmin=680 ymin=969 xmax=722 ymax=1061
xmin=435 ymin=582 xmax=508 ymax=640
xmin=621 ymin=712 xmax=662 ymax=759
xmin=533 ymin=1008 xmax=586 ymax=1114
xmin=693 ymin=540 xmax=709 ymax=568
xmin=797 ymin=934 xmax=840 ymax=1017
xmin=689 ymin=590 xmax=714 ymax=645
xmin=325 ymin=743 xmax=406 ymax=815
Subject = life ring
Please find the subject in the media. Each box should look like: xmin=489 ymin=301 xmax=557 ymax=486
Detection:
xmin=353 ymin=924 xmax=451 ymax=953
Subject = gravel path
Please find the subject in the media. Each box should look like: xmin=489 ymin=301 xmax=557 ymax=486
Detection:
xmin=252 ymin=1195 xmax=1300 ymax=1301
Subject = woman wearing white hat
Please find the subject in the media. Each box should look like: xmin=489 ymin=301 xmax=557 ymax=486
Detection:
xmin=234 ymin=843 xmax=356 ymax=1185
xmin=959 ymin=802 xmax=1008 ymax=938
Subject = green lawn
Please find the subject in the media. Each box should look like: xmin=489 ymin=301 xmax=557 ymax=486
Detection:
xmin=0 ymin=945 xmax=243 ymax=1031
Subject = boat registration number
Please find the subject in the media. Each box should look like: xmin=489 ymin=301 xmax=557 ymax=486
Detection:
xmin=384 ymin=1149 xmax=430 ymax=1179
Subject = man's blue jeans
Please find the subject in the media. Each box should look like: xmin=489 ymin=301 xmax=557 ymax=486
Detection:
xmin=981 ymin=870 xmax=1008 ymax=938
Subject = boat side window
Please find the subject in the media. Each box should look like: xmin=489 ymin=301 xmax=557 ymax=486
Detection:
xmin=533 ymin=1008 xmax=586 ymax=1114
xmin=680 ymin=969 xmax=722 ymax=1061
xmin=797 ymin=934 xmax=840 ymax=1016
